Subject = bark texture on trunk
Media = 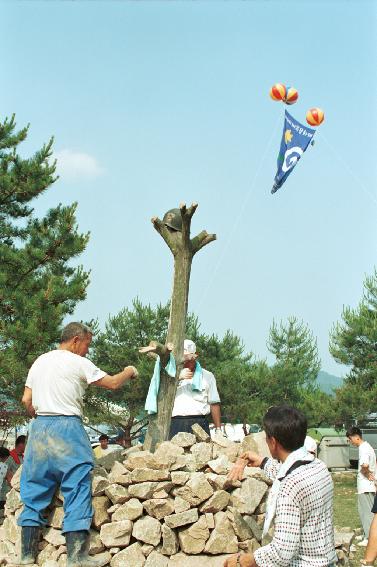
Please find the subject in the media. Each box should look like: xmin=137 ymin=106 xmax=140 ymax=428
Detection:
xmin=143 ymin=203 xmax=216 ymax=451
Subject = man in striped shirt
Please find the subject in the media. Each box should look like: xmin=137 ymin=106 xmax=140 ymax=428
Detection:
xmin=225 ymin=405 xmax=337 ymax=567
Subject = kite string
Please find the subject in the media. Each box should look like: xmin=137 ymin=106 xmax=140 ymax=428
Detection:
xmin=317 ymin=131 xmax=377 ymax=208
xmin=197 ymin=112 xmax=282 ymax=310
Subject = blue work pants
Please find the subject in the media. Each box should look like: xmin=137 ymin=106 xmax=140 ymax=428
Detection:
xmin=18 ymin=415 xmax=93 ymax=533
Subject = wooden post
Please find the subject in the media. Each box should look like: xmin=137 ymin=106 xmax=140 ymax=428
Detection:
xmin=142 ymin=203 xmax=216 ymax=451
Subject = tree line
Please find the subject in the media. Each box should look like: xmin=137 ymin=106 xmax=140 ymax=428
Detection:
xmin=0 ymin=115 xmax=375 ymax=441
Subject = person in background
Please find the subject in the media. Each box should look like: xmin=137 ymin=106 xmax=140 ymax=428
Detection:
xmin=304 ymin=435 xmax=318 ymax=456
xmin=9 ymin=435 xmax=26 ymax=471
xmin=0 ymin=447 xmax=12 ymax=509
xmin=224 ymin=405 xmax=336 ymax=567
xmin=346 ymin=426 xmax=376 ymax=547
xmin=169 ymin=339 xmax=222 ymax=438
xmin=93 ymin=434 xmax=112 ymax=459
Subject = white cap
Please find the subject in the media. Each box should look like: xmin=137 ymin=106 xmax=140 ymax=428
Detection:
xmin=304 ymin=435 xmax=317 ymax=454
xmin=184 ymin=339 xmax=196 ymax=355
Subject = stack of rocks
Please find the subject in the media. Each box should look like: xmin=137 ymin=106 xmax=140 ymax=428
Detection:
xmin=0 ymin=426 xmax=271 ymax=567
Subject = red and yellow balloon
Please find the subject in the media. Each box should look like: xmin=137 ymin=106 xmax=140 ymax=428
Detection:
xmin=306 ymin=108 xmax=325 ymax=126
xmin=284 ymin=87 xmax=298 ymax=105
xmin=269 ymin=83 xmax=287 ymax=102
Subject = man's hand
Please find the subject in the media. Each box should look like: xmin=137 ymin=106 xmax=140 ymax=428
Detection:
xmin=228 ymin=458 xmax=248 ymax=482
xmin=239 ymin=451 xmax=264 ymax=467
xmin=224 ymin=553 xmax=255 ymax=567
xmin=179 ymin=368 xmax=194 ymax=380
xmin=126 ymin=366 xmax=138 ymax=380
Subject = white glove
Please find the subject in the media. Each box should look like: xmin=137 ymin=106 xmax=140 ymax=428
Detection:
xmin=179 ymin=368 xmax=193 ymax=380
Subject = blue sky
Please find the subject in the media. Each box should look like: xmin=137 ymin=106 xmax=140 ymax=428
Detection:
xmin=1 ymin=1 xmax=376 ymax=375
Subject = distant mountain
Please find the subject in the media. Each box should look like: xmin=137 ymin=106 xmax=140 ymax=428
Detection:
xmin=316 ymin=371 xmax=344 ymax=395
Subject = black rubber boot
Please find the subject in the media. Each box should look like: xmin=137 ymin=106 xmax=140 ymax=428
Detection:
xmin=65 ymin=530 xmax=104 ymax=567
xmin=20 ymin=526 xmax=40 ymax=564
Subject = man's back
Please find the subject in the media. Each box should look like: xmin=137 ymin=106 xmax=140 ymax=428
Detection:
xmin=255 ymin=459 xmax=336 ymax=566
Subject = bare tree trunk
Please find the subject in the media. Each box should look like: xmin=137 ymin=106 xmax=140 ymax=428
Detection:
xmin=143 ymin=203 xmax=215 ymax=451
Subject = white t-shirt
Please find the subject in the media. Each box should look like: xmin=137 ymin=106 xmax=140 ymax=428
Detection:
xmin=357 ymin=441 xmax=377 ymax=494
xmin=25 ymin=349 xmax=106 ymax=417
xmin=172 ymin=368 xmax=220 ymax=417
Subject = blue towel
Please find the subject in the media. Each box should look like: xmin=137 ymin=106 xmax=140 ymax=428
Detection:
xmin=145 ymin=355 xmax=203 ymax=415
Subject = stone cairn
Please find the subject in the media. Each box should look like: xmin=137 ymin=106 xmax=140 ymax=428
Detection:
xmin=0 ymin=426 xmax=352 ymax=566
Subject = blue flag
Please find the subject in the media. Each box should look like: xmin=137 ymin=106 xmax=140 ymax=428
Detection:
xmin=271 ymin=110 xmax=316 ymax=194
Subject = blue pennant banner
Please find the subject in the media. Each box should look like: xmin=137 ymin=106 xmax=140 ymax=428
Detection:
xmin=272 ymin=110 xmax=316 ymax=194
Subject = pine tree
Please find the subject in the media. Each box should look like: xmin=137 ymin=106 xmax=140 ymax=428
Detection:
xmin=267 ymin=317 xmax=321 ymax=403
xmin=0 ymin=115 xmax=90 ymax=406
xmin=330 ymin=270 xmax=377 ymax=421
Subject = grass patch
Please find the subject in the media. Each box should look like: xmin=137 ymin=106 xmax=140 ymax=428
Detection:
xmin=333 ymin=473 xmax=364 ymax=565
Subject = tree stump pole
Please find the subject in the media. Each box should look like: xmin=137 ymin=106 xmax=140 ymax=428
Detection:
xmin=143 ymin=203 xmax=216 ymax=451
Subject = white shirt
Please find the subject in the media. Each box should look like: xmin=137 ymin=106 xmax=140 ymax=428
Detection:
xmin=172 ymin=368 xmax=220 ymax=417
xmin=357 ymin=441 xmax=377 ymax=494
xmin=26 ymin=349 xmax=106 ymax=417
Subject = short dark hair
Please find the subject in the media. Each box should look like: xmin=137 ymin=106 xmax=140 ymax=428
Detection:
xmin=263 ymin=405 xmax=307 ymax=452
xmin=15 ymin=435 xmax=26 ymax=446
xmin=99 ymin=434 xmax=109 ymax=441
xmin=61 ymin=322 xmax=92 ymax=343
xmin=346 ymin=426 xmax=362 ymax=438
xmin=0 ymin=447 xmax=10 ymax=460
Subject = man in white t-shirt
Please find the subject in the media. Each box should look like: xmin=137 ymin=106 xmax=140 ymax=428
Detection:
xmin=169 ymin=339 xmax=222 ymax=439
xmin=18 ymin=322 xmax=138 ymax=567
xmin=347 ymin=426 xmax=377 ymax=546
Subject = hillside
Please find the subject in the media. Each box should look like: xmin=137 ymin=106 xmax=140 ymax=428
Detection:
xmin=317 ymin=370 xmax=343 ymax=394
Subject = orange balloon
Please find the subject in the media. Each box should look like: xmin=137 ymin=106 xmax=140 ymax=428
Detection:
xmin=306 ymin=108 xmax=325 ymax=126
xmin=269 ymin=83 xmax=286 ymax=101
xmin=284 ymin=87 xmax=298 ymax=105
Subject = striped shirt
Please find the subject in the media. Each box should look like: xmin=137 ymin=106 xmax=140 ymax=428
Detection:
xmin=254 ymin=458 xmax=337 ymax=567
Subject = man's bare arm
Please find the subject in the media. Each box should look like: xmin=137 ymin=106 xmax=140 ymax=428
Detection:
xmin=361 ymin=463 xmax=375 ymax=481
xmin=210 ymin=403 xmax=222 ymax=429
xmin=94 ymin=366 xmax=138 ymax=390
xmin=21 ymin=387 xmax=36 ymax=417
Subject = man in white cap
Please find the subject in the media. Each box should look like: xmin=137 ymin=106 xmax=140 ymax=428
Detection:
xmin=169 ymin=339 xmax=222 ymax=438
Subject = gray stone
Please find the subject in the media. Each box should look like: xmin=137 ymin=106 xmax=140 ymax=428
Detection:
xmin=131 ymin=468 xmax=171 ymax=483
xmin=174 ymin=496 xmax=191 ymax=514
xmin=112 ymin=498 xmax=143 ymax=521
xmin=199 ymin=490 xmax=230 ymax=513
xmin=164 ymin=508 xmax=199 ymax=529
xmin=43 ymin=528 xmax=66 ymax=547
xmin=92 ymin=496 xmax=111 ymax=529
xmin=10 ymin=467 xmax=22 ymax=491
xmin=128 ymin=482 xmax=159 ymax=500
xmin=143 ymin=498 xmax=175 ymax=520
xmin=100 ymin=519 xmax=133 ymax=547
xmin=227 ymin=508 xmax=253 ymax=541
xmin=161 ymin=524 xmax=179 ymax=556
xmin=191 ymin=423 xmax=211 ymax=442
xmin=145 ymin=550 xmax=169 ymax=567
xmin=92 ymin=476 xmax=110 ymax=497
xmin=167 ymin=553 xmax=235 ymax=567
xmin=205 ymin=473 xmax=241 ymax=491
xmin=190 ymin=443 xmax=213 ymax=469
xmin=230 ymin=477 xmax=268 ymax=514
xmin=178 ymin=515 xmax=210 ymax=554
xmin=89 ymin=529 xmax=105 ymax=554
xmin=132 ymin=516 xmax=162 ymax=546
xmin=175 ymin=473 xmax=213 ymax=506
xmin=204 ymin=511 xmax=238 ymax=555
xmin=211 ymin=432 xmax=233 ymax=448
xmin=4 ymin=488 xmax=22 ymax=513
xmin=96 ymin=448 xmax=124 ymax=472
xmin=104 ymin=484 xmax=130 ymax=504
xmin=170 ymin=432 xmax=196 ymax=448
xmin=170 ymin=472 xmax=190 ymax=486
xmin=207 ymin=455 xmax=231 ymax=475
xmin=111 ymin=542 xmax=145 ymax=567
xmin=48 ymin=507 xmax=65 ymax=529
xmin=125 ymin=451 xmax=170 ymax=471
xmin=243 ymin=515 xmax=263 ymax=542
